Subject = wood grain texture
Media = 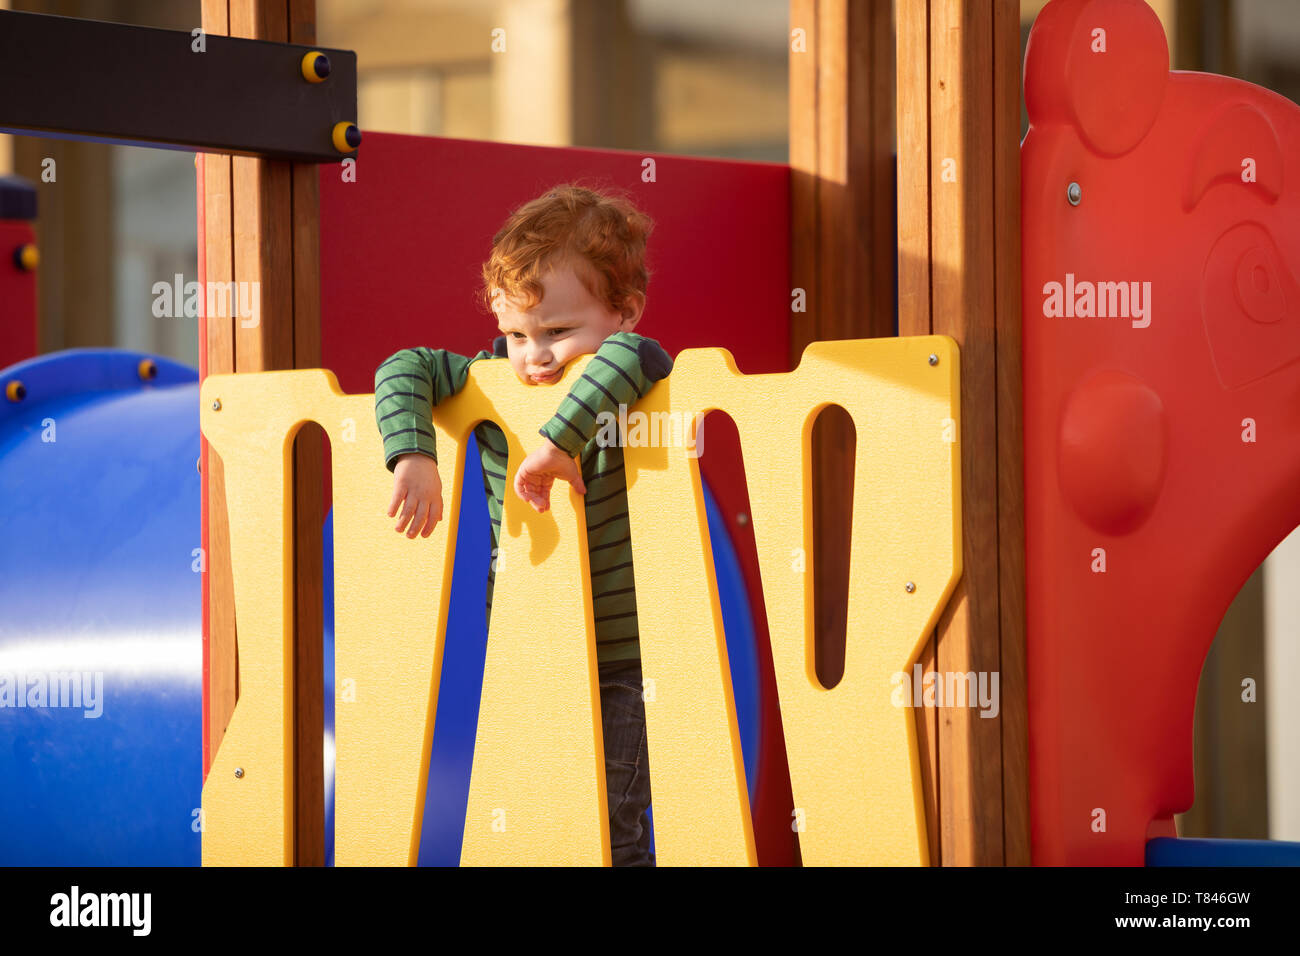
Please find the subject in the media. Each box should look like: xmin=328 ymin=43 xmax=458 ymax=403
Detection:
xmin=201 ymin=0 xmax=237 ymax=781
xmin=894 ymin=0 xmax=940 ymax=864
xmin=895 ymin=0 xmax=1025 ymax=865
xmin=992 ymin=0 xmax=1029 ymax=867
xmin=789 ymin=0 xmax=896 ymax=711
xmin=201 ymin=0 xmax=324 ymax=866
xmin=288 ymin=0 xmax=325 ymax=872
xmin=929 ymin=0 xmax=1002 ymax=868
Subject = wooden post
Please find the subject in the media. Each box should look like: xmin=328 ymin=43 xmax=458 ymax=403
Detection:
xmin=788 ymin=0 xmax=896 ymax=692
xmin=790 ymin=0 xmax=895 ymax=348
xmin=895 ymin=0 xmax=1027 ymax=865
xmin=200 ymin=0 xmax=324 ymax=866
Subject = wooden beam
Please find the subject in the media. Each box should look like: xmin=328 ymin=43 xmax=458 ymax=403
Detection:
xmin=199 ymin=0 xmax=237 ymax=792
xmin=791 ymin=0 xmax=895 ymax=351
xmin=789 ymin=0 xmax=896 ymax=691
xmin=930 ymin=0 xmax=999 ymax=867
xmin=287 ymin=0 xmax=325 ymax=873
xmin=992 ymin=0 xmax=1029 ymax=867
xmin=894 ymin=0 xmax=940 ymax=865
xmin=895 ymin=0 xmax=1027 ymax=866
xmin=200 ymin=0 xmax=323 ymax=867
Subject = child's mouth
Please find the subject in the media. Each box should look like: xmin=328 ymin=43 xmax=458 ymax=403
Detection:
xmin=531 ymin=370 xmax=560 ymax=384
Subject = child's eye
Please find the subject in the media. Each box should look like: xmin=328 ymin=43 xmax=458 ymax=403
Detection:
xmin=504 ymin=329 xmax=566 ymax=340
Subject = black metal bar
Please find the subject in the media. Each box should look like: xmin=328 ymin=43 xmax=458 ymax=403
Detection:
xmin=0 ymin=10 xmax=359 ymax=164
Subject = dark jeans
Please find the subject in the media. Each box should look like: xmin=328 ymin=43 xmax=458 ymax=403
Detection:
xmin=598 ymin=658 xmax=655 ymax=867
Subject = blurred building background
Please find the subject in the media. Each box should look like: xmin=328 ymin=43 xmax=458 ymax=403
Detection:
xmin=2 ymin=0 xmax=1298 ymax=847
xmin=0 ymin=0 xmax=790 ymax=363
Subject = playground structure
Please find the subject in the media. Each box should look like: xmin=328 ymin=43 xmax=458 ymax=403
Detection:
xmin=2 ymin=0 xmax=1300 ymax=865
xmin=1021 ymin=0 xmax=1300 ymax=865
xmin=197 ymin=338 xmax=960 ymax=865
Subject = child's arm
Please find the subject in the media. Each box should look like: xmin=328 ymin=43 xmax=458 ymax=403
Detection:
xmin=514 ymin=331 xmax=674 ymax=512
xmin=535 ymin=331 xmax=674 ymax=458
xmin=375 ymin=341 xmax=499 ymax=536
xmin=375 ymin=345 xmax=494 ymax=471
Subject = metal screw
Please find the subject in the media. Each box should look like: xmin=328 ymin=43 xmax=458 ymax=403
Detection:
xmin=905 ymin=581 xmax=916 ymax=593
xmin=212 ymin=399 xmax=222 ymax=411
xmin=928 ymin=353 xmax=939 ymax=366
xmin=1067 ymin=182 xmax=1082 ymax=206
xmin=234 ymin=767 xmax=244 ymax=778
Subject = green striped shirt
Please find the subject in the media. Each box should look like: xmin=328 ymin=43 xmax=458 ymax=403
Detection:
xmin=374 ymin=331 xmax=675 ymax=664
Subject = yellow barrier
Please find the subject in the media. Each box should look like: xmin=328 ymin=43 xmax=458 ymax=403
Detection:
xmin=199 ymin=336 xmax=961 ymax=866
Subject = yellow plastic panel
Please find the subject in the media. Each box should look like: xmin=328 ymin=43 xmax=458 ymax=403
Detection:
xmin=645 ymin=337 xmax=962 ymax=865
xmin=198 ymin=372 xmax=303 ymax=866
xmin=438 ymin=358 xmax=612 ymax=865
xmin=626 ymin=336 xmax=959 ymax=865
xmin=328 ymin=379 xmax=460 ymax=866
xmin=198 ymin=334 xmax=959 ymax=866
xmin=199 ymin=370 xmax=458 ymax=866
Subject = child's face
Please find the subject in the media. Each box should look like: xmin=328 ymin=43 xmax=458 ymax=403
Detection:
xmin=494 ymin=260 xmax=642 ymax=386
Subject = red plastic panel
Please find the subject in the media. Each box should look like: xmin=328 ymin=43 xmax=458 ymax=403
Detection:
xmin=1023 ymin=0 xmax=1300 ymax=864
xmin=0 ymin=220 xmax=38 ymax=371
xmin=317 ymin=131 xmax=795 ymax=864
xmin=318 ymin=132 xmax=791 ymax=394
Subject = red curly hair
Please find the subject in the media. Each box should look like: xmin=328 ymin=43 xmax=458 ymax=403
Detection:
xmin=480 ymin=182 xmax=654 ymax=320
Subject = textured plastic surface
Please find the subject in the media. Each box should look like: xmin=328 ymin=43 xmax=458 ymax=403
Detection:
xmin=1023 ymin=0 xmax=1300 ymax=865
xmin=319 ymin=473 xmax=762 ymax=866
xmin=199 ymin=335 xmax=960 ymax=866
xmin=317 ymin=132 xmax=792 ymax=396
xmin=0 ymin=349 xmax=201 ymax=865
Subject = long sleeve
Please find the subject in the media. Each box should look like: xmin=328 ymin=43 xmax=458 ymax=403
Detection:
xmin=374 ymin=336 xmax=505 ymax=471
xmin=538 ymin=331 xmax=675 ymax=457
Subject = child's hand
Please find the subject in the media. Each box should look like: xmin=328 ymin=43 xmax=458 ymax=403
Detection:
xmin=389 ymin=453 xmax=444 ymax=538
xmin=514 ymin=438 xmax=587 ymax=513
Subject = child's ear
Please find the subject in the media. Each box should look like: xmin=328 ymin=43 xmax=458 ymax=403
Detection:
xmin=1024 ymin=0 xmax=1168 ymax=157
xmin=619 ymin=294 xmax=645 ymax=329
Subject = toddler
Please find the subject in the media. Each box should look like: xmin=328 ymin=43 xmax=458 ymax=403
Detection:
xmin=373 ymin=184 xmax=672 ymax=866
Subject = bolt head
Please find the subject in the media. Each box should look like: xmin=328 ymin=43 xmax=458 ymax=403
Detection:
xmin=905 ymin=581 xmax=916 ymax=593
xmin=1067 ymin=182 xmax=1082 ymax=206
xmin=928 ymin=353 xmax=939 ymax=366
xmin=234 ymin=767 xmax=244 ymax=778
xmin=212 ymin=399 xmax=222 ymax=411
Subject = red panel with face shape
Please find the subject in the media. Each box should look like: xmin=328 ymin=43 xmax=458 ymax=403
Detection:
xmin=1023 ymin=0 xmax=1300 ymax=864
